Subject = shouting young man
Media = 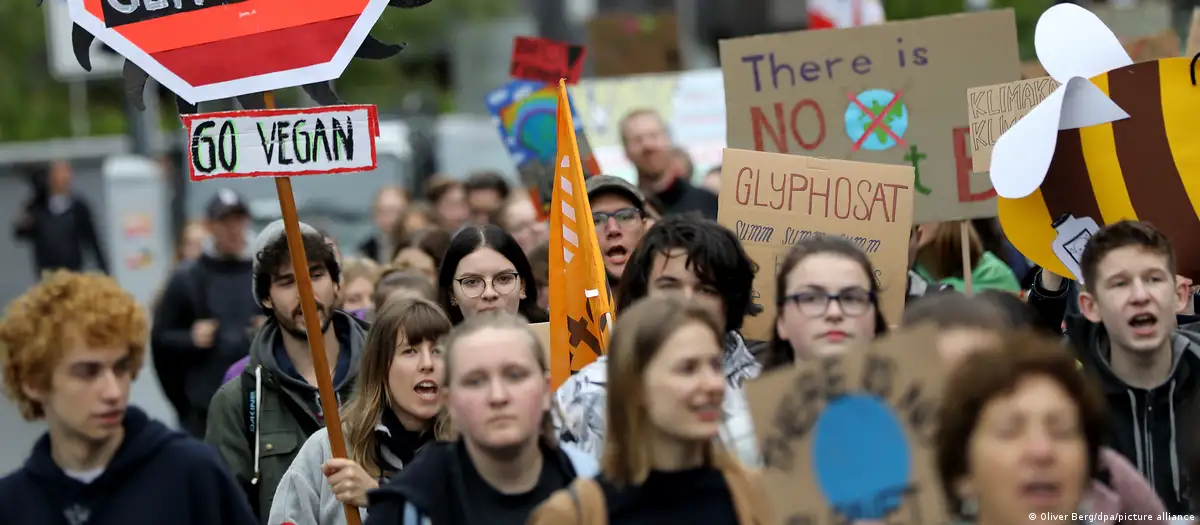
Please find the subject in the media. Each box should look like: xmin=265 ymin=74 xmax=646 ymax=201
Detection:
xmin=0 ymin=271 xmax=255 ymax=525
xmin=1029 ymin=220 xmax=1200 ymax=514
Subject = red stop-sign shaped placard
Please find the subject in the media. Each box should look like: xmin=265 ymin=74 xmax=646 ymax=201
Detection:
xmin=68 ymin=0 xmax=390 ymax=104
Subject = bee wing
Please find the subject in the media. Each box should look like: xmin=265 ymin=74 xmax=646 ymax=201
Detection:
xmin=990 ymin=77 xmax=1129 ymax=199
xmin=1035 ymin=4 xmax=1131 ymax=82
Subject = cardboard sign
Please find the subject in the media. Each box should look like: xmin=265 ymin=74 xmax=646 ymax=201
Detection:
xmin=1123 ymin=30 xmax=1181 ymax=62
xmin=485 ymin=80 xmax=602 ymax=220
xmin=744 ymin=325 xmax=948 ymax=525
xmin=183 ymin=105 xmax=380 ymax=181
xmin=966 ymin=77 xmax=1060 ymax=173
xmin=719 ymin=10 xmax=1020 ymax=223
xmin=570 ymin=69 xmax=726 ymax=182
xmin=65 ymin=0 xmax=400 ymax=104
xmin=529 ymin=322 xmax=552 ymax=363
xmin=587 ymin=13 xmax=681 ymax=77
xmin=717 ymin=148 xmax=915 ymax=340
xmin=510 ymin=36 xmax=586 ymax=85
xmin=1186 ymin=8 xmax=1200 ymax=57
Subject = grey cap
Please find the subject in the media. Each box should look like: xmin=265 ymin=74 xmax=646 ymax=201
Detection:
xmin=251 ymin=219 xmax=336 ymax=306
xmin=585 ymin=175 xmax=646 ymax=210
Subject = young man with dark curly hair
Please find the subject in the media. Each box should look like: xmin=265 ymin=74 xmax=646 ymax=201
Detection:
xmin=204 ymin=219 xmax=370 ymax=522
xmin=0 ymin=271 xmax=256 ymax=525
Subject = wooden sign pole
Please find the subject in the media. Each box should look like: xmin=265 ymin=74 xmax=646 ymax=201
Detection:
xmin=960 ymin=221 xmax=974 ymax=296
xmin=264 ymin=92 xmax=362 ymax=525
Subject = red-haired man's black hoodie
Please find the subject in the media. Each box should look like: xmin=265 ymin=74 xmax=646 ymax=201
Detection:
xmin=0 ymin=406 xmax=257 ymax=525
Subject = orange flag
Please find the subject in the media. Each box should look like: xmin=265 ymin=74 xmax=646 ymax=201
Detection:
xmin=548 ymin=79 xmax=614 ymax=390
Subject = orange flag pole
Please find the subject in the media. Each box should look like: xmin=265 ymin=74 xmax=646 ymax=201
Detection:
xmin=264 ymin=92 xmax=362 ymax=525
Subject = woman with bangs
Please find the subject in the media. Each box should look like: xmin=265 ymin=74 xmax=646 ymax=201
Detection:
xmin=531 ymin=296 xmax=774 ymax=524
xmin=269 ymin=298 xmax=451 ymax=525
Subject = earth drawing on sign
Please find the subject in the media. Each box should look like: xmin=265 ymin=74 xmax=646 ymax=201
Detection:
xmin=812 ymin=394 xmax=913 ymax=521
xmin=844 ymin=89 xmax=909 ymax=151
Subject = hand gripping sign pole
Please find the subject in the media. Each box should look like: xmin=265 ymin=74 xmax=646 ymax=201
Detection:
xmin=182 ymin=92 xmax=380 ymax=525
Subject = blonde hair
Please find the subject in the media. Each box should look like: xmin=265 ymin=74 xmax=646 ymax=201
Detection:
xmin=341 ymin=256 xmax=381 ymax=287
xmin=602 ymin=295 xmax=729 ymax=486
xmin=436 ymin=312 xmax=558 ymax=446
xmin=342 ymin=298 xmax=452 ymax=475
xmin=0 ymin=271 xmax=148 ymax=420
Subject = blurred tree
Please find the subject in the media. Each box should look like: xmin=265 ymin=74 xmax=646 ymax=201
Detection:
xmin=0 ymin=0 xmax=515 ymax=142
xmin=883 ymin=0 xmax=1054 ymax=60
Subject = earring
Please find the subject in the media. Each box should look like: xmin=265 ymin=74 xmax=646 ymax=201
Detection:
xmin=959 ymin=497 xmax=978 ymax=518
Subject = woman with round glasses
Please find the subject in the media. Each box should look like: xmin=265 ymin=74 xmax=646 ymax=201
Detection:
xmin=761 ymin=236 xmax=889 ymax=370
xmin=437 ymin=224 xmax=548 ymax=324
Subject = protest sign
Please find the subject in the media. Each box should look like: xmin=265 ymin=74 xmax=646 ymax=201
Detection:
xmin=510 ymin=36 xmax=586 ymax=85
xmin=587 ymin=13 xmax=680 ymax=77
xmin=718 ymin=148 xmax=914 ymax=340
xmin=485 ymin=81 xmax=601 ymax=220
xmin=1187 ymin=8 xmax=1200 ymax=57
xmin=967 ymin=77 xmax=1059 ymax=173
xmin=570 ymin=69 xmax=725 ymax=183
xmin=744 ymin=325 xmax=948 ymax=525
xmin=719 ymin=10 xmax=1019 ymax=223
xmin=183 ymin=105 xmax=380 ymax=181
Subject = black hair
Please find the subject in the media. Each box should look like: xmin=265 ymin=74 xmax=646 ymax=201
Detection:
xmin=254 ymin=232 xmax=340 ymax=313
xmin=902 ymin=291 xmax=1007 ymax=330
xmin=615 ymin=216 xmax=757 ymax=333
xmin=764 ymin=235 xmax=889 ymax=371
xmin=976 ymin=289 xmax=1061 ymax=336
xmin=437 ymin=224 xmax=548 ymax=324
xmin=463 ymin=170 xmax=511 ymax=200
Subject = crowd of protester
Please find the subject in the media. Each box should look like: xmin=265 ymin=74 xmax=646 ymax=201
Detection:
xmin=1 ymin=108 xmax=1199 ymax=525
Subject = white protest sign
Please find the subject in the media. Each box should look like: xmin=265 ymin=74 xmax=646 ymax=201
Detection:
xmin=183 ymin=105 xmax=380 ymax=181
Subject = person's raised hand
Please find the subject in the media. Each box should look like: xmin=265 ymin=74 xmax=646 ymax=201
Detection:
xmin=323 ymin=458 xmax=377 ymax=508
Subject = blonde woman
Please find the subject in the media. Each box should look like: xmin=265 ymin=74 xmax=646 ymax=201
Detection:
xmin=268 ymin=298 xmax=450 ymax=525
xmin=339 ymin=256 xmax=381 ymax=318
xmin=366 ymin=312 xmax=596 ymax=525
xmin=531 ymin=296 xmax=774 ymax=524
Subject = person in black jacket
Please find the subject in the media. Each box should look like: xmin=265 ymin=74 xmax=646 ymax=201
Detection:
xmin=13 ymin=161 xmax=108 ymax=278
xmin=619 ymin=110 xmax=718 ymax=219
xmin=151 ymin=189 xmax=258 ymax=437
xmin=1027 ymin=220 xmax=1200 ymax=514
xmin=0 ymin=271 xmax=256 ymax=525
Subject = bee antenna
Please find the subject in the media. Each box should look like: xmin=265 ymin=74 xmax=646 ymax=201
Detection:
xmin=1191 ymin=52 xmax=1200 ymax=86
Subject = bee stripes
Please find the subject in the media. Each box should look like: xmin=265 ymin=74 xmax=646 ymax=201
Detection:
xmin=1040 ymin=129 xmax=1104 ymax=225
xmin=1107 ymin=60 xmax=1200 ymax=277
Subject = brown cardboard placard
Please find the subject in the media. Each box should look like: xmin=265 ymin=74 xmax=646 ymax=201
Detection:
xmin=529 ymin=322 xmax=552 ymax=363
xmin=967 ymin=77 xmax=1060 ymax=173
xmin=719 ymin=10 xmax=1020 ymax=223
xmin=1122 ymin=30 xmax=1180 ymax=62
xmin=1186 ymin=8 xmax=1200 ymax=57
xmin=717 ymin=148 xmax=914 ymax=341
xmin=587 ymin=13 xmax=681 ymax=77
xmin=744 ymin=325 xmax=948 ymax=525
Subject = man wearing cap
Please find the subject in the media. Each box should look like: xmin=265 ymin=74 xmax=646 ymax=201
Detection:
xmin=204 ymin=219 xmax=368 ymax=522
xmin=152 ymin=189 xmax=258 ymax=438
xmin=586 ymin=175 xmax=650 ymax=289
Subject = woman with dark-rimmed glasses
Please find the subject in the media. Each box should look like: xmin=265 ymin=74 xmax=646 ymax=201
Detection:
xmin=761 ymin=235 xmax=889 ymax=371
xmin=436 ymin=224 xmax=548 ymax=325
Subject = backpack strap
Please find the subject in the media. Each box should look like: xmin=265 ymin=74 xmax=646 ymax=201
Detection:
xmin=240 ymin=370 xmax=260 ymax=514
xmin=565 ymin=478 xmax=607 ymax=525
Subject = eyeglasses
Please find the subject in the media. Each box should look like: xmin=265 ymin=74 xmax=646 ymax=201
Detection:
xmin=593 ymin=208 xmax=642 ymax=231
xmin=782 ymin=288 xmax=875 ymax=317
xmin=455 ymin=272 xmax=520 ymax=298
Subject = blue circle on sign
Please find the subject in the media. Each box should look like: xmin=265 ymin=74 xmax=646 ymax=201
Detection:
xmin=812 ymin=394 xmax=911 ymax=520
xmin=844 ymin=89 xmax=909 ymax=151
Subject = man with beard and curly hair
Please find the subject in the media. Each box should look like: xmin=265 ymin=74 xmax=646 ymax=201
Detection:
xmin=205 ymin=219 xmax=369 ymax=522
xmin=0 ymin=271 xmax=255 ymax=525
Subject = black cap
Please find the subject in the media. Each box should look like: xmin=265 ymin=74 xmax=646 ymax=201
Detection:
xmin=585 ymin=175 xmax=647 ymax=211
xmin=206 ymin=188 xmax=249 ymax=220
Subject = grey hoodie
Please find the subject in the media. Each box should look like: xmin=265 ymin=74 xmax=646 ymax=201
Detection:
xmin=205 ymin=311 xmax=368 ymax=523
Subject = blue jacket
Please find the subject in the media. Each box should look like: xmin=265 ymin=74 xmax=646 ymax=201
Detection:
xmin=0 ymin=406 xmax=256 ymax=525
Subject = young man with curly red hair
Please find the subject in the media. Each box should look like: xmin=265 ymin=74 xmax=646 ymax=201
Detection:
xmin=0 ymin=271 xmax=256 ymax=525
